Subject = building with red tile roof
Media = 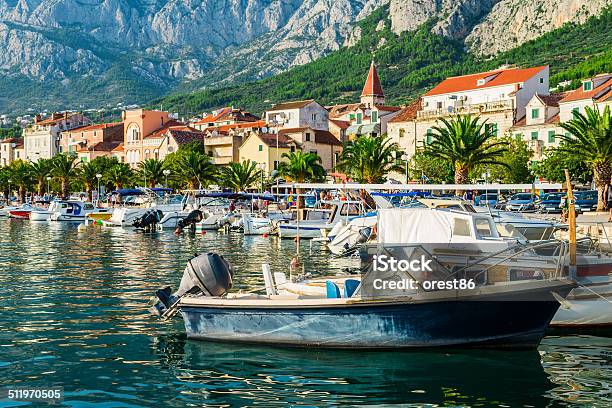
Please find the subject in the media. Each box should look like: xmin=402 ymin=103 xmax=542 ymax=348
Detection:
xmin=193 ymin=107 xmax=261 ymax=130
xmin=559 ymin=74 xmax=612 ymax=122
xmin=60 ymin=122 xmax=123 ymax=158
xmin=361 ymin=61 xmax=385 ymax=107
xmin=23 ymin=112 xmax=91 ymax=162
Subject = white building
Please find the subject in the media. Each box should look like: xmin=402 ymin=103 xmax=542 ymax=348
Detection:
xmin=388 ymin=65 xmax=550 ymax=159
xmin=558 ymin=73 xmax=611 ymax=122
xmin=265 ymin=100 xmax=329 ymax=131
xmin=23 ymin=112 xmax=90 ymax=162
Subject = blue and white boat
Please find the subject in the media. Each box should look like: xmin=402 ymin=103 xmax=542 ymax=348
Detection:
xmin=278 ymin=200 xmax=366 ymax=239
xmin=50 ymin=200 xmax=109 ymax=222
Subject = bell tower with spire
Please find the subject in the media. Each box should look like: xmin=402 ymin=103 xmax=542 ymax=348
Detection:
xmin=361 ymin=61 xmax=385 ymax=108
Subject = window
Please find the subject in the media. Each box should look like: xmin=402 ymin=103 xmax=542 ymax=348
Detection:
xmin=436 ymin=101 xmax=442 ymax=109
xmin=531 ymin=108 xmax=540 ymax=119
xmin=572 ymin=107 xmax=580 ymax=117
xmin=273 ymin=160 xmax=279 ymax=170
xmin=305 ymin=133 xmax=311 ymax=142
xmin=539 ymin=77 xmax=544 ymax=84
xmin=310 ymin=150 xmax=317 ymax=155
xmin=486 ymin=123 xmax=498 ymax=137
xmin=290 ymin=145 xmax=296 ymax=152
xmin=453 ymin=219 xmax=471 ymax=237
xmin=399 ymin=128 xmax=405 ymax=138
xmin=349 ymin=113 xmax=355 ymax=120
xmin=548 ymin=130 xmax=556 ymax=143
xmin=258 ymin=144 xmax=263 ymax=152
xmin=311 ymin=113 xmax=318 ymax=121
xmin=356 ymin=113 xmax=362 ymax=124
xmin=514 ymin=133 xmax=523 ymax=140
xmin=371 ymin=111 xmax=378 ymax=123
xmin=583 ymin=81 xmax=592 ymax=91
xmin=531 ymin=131 xmax=539 ymax=141
xmin=426 ymin=129 xmax=433 ymax=144
xmin=475 ymin=219 xmax=493 ymax=238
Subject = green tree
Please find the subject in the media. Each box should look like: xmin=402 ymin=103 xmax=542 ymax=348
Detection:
xmin=172 ymin=151 xmax=217 ymax=190
xmin=29 ymin=158 xmax=53 ymax=196
xmin=7 ymin=160 xmax=33 ymax=202
xmin=533 ymin=145 xmax=592 ymax=185
xmin=410 ymin=153 xmax=454 ymax=184
xmin=424 ymin=115 xmax=508 ymax=195
xmin=221 ymin=160 xmax=262 ymax=192
xmin=278 ymin=151 xmax=326 ymax=209
xmin=471 ymin=136 xmax=533 ymax=183
xmin=337 ymin=134 xmax=402 ymax=183
xmin=557 ymin=106 xmax=612 ymax=210
xmin=80 ymin=161 xmax=102 ymax=202
xmin=51 ymin=154 xmax=81 ymax=198
xmin=137 ymin=159 xmax=166 ymax=188
xmin=106 ymin=163 xmax=134 ymax=190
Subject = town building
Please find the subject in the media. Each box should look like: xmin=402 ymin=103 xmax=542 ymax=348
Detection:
xmin=202 ymin=120 xmax=267 ymax=165
xmin=0 ymin=138 xmax=24 ymax=166
xmin=239 ymin=132 xmax=296 ymax=174
xmin=327 ymin=62 xmax=401 ymax=138
xmin=266 ymin=100 xmax=329 ymax=131
xmin=192 ymin=107 xmax=261 ymax=131
xmin=60 ymin=122 xmax=124 ymax=162
xmin=558 ymin=73 xmax=611 ymax=122
xmin=388 ymin=65 xmax=550 ymax=159
xmin=156 ymin=127 xmax=205 ymax=161
xmin=276 ymin=127 xmax=342 ymax=170
xmin=23 ymin=112 xmax=91 ymax=162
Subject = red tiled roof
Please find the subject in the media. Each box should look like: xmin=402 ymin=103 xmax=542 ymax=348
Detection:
xmin=329 ymin=119 xmax=350 ymax=129
xmin=112 ymin=143 xmax=124 ymax=152
xmin=1 ymin=137 xmax=19 ymax=143
xmin=69 ymin=122 xmax=123 ymax=132
xmin=375 ymin=105 xmax=401 ymax=112
xmin=14 ymin=139 xmax=24 ymax=148
xmin=193 ymin=107 xmax=233 ymax=125
xmin=313 ymin=130 xmax=342 ymax=146
xmin=212 ymin=120 xmax=267 ymax=133
xmin=536 ymin=92 xmax=569 ymax=107
xmin=560 ymin=75 xmax=612 ymax=103
xmin=269 ymin=100 xmax=315 ymax=111
xmin=77 ymin=141 xmax=122 ymax=153
xmin=277 ymin=127 xmax=309 ymax=136
xmin=362 ymin=61 xmax=384 ymax=97
xmin=257 ymin=133 xmax=294 ymax=148
xmin=511 ymin=112 xmax=560 ymax=129
xmin=168 ymin=130 xmax=204 ymax=145
xmin=389 ymin=98 xmax=423 ymax=123
xmin=144 ymin=121 xmax=191 ymax=139
xmin=424 ymin=66 xmax=548 ymax=97
xmin=35 ymin=113 xmax=80 ymax=126
xmin=326 ymin=103 xmax=364 ymax=118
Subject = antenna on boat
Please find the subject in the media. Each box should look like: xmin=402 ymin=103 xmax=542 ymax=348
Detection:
xmin=564 ymin=169 xmax=577 ymax=278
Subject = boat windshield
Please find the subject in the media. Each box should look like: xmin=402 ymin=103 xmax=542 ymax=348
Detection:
xmin=511 ymin=193 xmax=532 ymax=201
xmin=305 ymin=210 xmax=331 ymax=221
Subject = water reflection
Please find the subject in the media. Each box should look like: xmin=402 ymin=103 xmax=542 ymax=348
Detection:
xmin=0 ymin=219 xmax=610 ymax=407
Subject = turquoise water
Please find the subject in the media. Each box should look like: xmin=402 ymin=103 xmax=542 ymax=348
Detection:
xmin=0 ymin=218 xmax=610 ymax=407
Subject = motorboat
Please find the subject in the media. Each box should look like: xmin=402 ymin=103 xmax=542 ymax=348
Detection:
xmin=150 ymin=246 xmax=574 ymax=349
xmin=8 ymin=203 xmax=41 ymax=219
xmin=30 ymin=201 xmax=60 ymax=221
xmin=50 ymin=201 xmax=109 ymax=222
xmin=278 ymin=200 xmax=366 ymax=239
xmin=101 ymin=188 xmax=185 ymax=228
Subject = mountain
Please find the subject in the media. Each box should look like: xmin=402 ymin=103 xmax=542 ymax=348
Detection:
xmin=0 ymin=0 xmax=610 ymax=113
xmin=156 ymin=5 xmax=612 ymax=117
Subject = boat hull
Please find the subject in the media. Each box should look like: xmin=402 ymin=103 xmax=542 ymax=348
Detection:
xmin=278 ymin=224 xmax=328 ymax=239
xmin=180 ymin=297 xmax=566 ymax=349
xmin=30 ymin=211 xmax=53 ymax=221
xmin=8 ymin=210 xmax=30 ymax=219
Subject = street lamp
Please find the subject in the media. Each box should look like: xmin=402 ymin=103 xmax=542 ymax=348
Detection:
xmin=96 ymin=173 xmax=102 ymax=205
xmin=401 ymin=153 xmax=409 ymax=184
xmin=163 ymin=169 xmax=171 ymax=188
xmin=46 ymin=176 xmax=51 ymax=198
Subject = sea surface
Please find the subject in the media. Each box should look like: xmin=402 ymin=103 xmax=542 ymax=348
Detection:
xmin=0 ymin=218 xmax=610 ymax=407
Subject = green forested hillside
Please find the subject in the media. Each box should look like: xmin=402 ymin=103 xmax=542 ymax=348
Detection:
xmin=155 ymin=6 xmax=612 ymax=117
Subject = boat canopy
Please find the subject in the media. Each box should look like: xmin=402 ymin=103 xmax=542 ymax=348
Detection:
xmin=371 ymin=191 xmax=431 ymax=198
xmin=196 ymin=192 xmax=277 ymax=202
xmin=112 ymin=188 xmax=146 ymax=196
xmin=377 ymin=208 xmax=500 ymax=244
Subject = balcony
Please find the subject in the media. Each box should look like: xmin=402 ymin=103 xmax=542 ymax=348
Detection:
xmin=205 ymin=135 xmax=235 ymax=146
xmin=417 ymin=99 xmax=514 ymax=121
xmin=211 ymin=156 xmax=233 ymax=165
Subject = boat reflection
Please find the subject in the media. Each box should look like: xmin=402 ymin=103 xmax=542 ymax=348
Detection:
xmin=154 ymin=334 xmax=554 ymax=406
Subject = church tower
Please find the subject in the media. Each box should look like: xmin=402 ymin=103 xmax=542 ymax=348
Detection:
xmin=361 ymin=61 xmax=385 ymax=108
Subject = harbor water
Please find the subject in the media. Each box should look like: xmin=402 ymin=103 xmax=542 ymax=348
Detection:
xmin=0 ymin=218 xmax=610 ymax=407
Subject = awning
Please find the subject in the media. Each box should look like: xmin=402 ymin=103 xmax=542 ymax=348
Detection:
xmin=346 ymin=123 xmax=380 ymax=135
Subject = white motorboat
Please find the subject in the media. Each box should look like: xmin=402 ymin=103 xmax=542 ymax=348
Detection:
xmin=101 ymin=188 xmax=185 ymax=228
xmin=278 ymin=200 xmax=366 ymax=239
xmin=50 ymin=201 xmax=109 ymax=222
xmin=30 ymin=201 xmax=61 ymax=221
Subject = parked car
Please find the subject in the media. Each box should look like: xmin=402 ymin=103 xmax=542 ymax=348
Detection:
xmin=476 ymin=193 xmax=499 ymax=207
xmin=574 ymin=190 xmax=598 ymax=213
xmin=505 ymin=193 xmax=537 ymax=212
xmin=537 ymin=192 xmax=565 ymax=213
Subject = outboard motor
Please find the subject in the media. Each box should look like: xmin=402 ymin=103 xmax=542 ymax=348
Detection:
xmin=175 ymin=209 xmax=203 ymax=233
xmin=133 ymin=209 xmax=163 ymax=230
xmin=150 ymin=252 xmax=233 ymax=317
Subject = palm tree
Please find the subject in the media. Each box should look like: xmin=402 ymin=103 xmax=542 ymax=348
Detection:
xmin=557 ymin=106 xmax=612 ymax=210
xmin=106 ymin=163 xmax=134 ymax=190
xmin=51 ymin=154 xmax=80 ymax=198
xmin=7 ymin=160 xmax=33 ymax=202
xmin=221 ymin=160 xmax=261 ymax=192
xmin=172 ymin=151 xmax=217 ymax=190
xmin=29 ymin=158 xmax=53 ymax=196
xmin=424 ymin=115 xmax=508 ymax=195
xmin=137 ymin=159 xmax=166 ymax=188
xmin=337 ymin=134 xmax=402 ymax=183
xmin=0 ymin=166 xmax=10 ymax=200
xmin=80 ymin=161 xmax=102 ymax=202
xmin=278 ymin=151 xmax=326 ymax=209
